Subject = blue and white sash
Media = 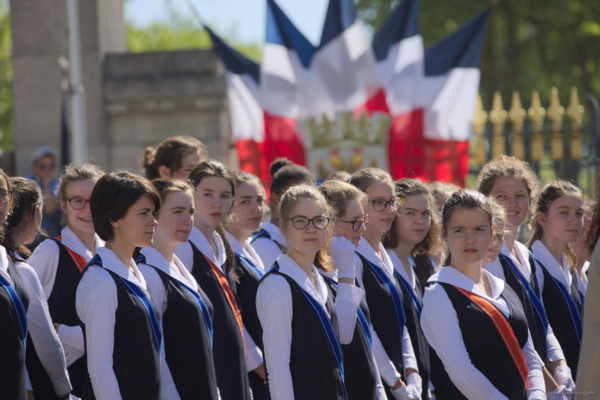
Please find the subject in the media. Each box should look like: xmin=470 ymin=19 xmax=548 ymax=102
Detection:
xmin=359 ymin=254 xmax=406 ymax=338
xmin=0 ymin=272 xmax=28 ymax=348
xmin=238 ymin=253 xmax=265 ymax=278
xmin=171 ymin=278 xmax=214 ymax=348
xmin=394 ymin=270 xmax=423 ymax=316
xmin=500 ymin=254 xmax=549 ymax=332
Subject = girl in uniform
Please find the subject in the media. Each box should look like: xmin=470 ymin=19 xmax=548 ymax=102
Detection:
xmin=476 ymin=155 xmax=573 ymax=391
xmin=318 ymin=179 xmax=387 ymax=400
xmin=2 ymin=177 xmax=71 ymax=400
xmin=348 ymin=168 xmax=421 ymax=400
xmin=142 ymin=135 xmax=206 ymax=180
xmin=174 ymin=160 xmax=252 ymax=400
xmin=224 ymin=170 xmax=268 ymax=399
xmin=421 ymin=189 xmax=545 ymax=399
xmin=76 ymin=171 xmax=162 ymax=399
xmin=256 ymin=185 xmax=360 ymax=399
xmin=28 ymin=163 xmax=104 ymax=397
xmin=137 ymin=178 xmax=219 ymax=399
xmin=382 ymin=178 xmax=446 ymax=399
xmin=527 ymin=181 xmax=584 ymax=384
xmin=251 ymin=158 xmax=315 ymax=269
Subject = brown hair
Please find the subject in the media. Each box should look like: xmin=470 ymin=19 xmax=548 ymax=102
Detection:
xmin=2 ymin=177 xmax=42 ymax=257
xmin=91 ymin=171 xmax=161 ymax=241
xmin=57 ymin=163 xmax=104 ymax=226
xmin=151 ymin=178 xmax=194 ymax=207
xmin=488 ymin=196 xmax=507 ymax=240
xmin=326 ymin=170 xmax=351 ymax=183
xmin=318 ymin=180 xmax=366 ymax=222
xmin=188 ymin=160 xmax=239 ymax=279
xmin=441 ymin=189 xmax=493 ymax=266
xmin=526 ymin=180 xmax=583 ymax=268
xmin=348 ymin=167 xmax=392 ymax=193
xmin=142 ymin=136 xmax=207 ymax=180
xmin=0 ymin=169 xmax=14 ymax=242
xmin=475 ymin=155 xmax=540 ymax=215
xmin=280 ymin=185 xmax=333 ymax=272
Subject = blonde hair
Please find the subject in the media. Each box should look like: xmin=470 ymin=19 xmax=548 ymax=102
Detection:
xmin=348 ymin=167 xmax=392 ymax=193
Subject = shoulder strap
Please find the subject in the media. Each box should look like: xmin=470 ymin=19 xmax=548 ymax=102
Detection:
xmin=0 ymin=271 xmax=28 ymax=348
xmin=453 ymin=285 xmax=528 ymax=385
xmin=54 ymin=236 xmax=88 ymax=273
xmin=237 ymin=253 xmax=264 ymax=278
xmin=394 ymin=270 xmax=423 ymax=315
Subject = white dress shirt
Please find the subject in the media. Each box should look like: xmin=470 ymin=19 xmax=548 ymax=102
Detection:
xmin=257 ymin=254 xmax=349 ymax=400
xmin=355 ymin=238 xmax=418 ymax=387
xmin=576 ymin=261 xmax=589 ymax=295
xmin=251 ymin=222 xmax=286 ymax=270
xmin=226 ymin=231 xmax=266 ymax=274
xmin=421 ymin=267 xmax=546 ymax=400
xmin=531 ymin=240 xmax=574 ymax=297
xmin=500 ymin=242 xmax=565 ymax=363
xmin=11 ymin=255 xmax=73 ymax=395
xmin=75 ymin=247 xmax=167 ymax=400
xmin=175 ymin=227 xmax=263 ymax=371
xmin=386 ymin=250 xmax=419 ymax=295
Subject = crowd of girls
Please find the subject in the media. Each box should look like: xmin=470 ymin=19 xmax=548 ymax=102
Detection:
xmin=0 ymin=143 xmax=596 ymax=400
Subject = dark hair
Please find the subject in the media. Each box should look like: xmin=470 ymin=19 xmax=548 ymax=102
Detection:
xmin=142 ymin=136 xmax=207 ymax=180
xmin=57 ymin=163 xmax=104 ymax=226
xmin=348 ymin=167 xmax=392 ymax=193
xmin=475 ymin=155 xmax=540 ymax=215
xmin=270 ymin=163 xmax=315 ymax=199
xmin=91 ymin=171 xmax=161 ymax=241
xmin=586 ymin=199 xmax=600 ymax=252
xmin=441 ymin=189 xmax=493 ymax=266
xmin=233 ymin=170 xmax=262 ymax=188
xmin=526 ymin=180 xmax=582 ymax=268
xmin=269 ymin=158 xmax=293 ymax=178
xmin=318 ymin=179 xmax=366 ymax=221
xmin=280 ymin=185 xmax=333 ymax=272
xmin=2 ymin=177 xmax=42 ymax=257
xmin=0 ymin=169 xmax=13 ymax=242
xmin=383 ymin=179 xmax=442 ymax=287
xmin=151 ymin=178 xmax=194 ymax=205
xmin=188 ymin=160 xmax=239 ymax=280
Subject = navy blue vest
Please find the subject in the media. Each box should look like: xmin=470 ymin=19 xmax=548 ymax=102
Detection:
xmin=0 ymin=262 xmax=29 ymax=400
xmin=438 ymin=283 xmax=528 ymax=400
xmin=256 ymin=268 xmax=346 ymax=400
xmin=357 ymin=253 xmax=405 ymax=394
xmin=189 ymin=242 xmax=251 ymax=400
xmin=233 ymin=253 xmax=267 ymax=400
xmin=80 ymin=264 xmax=160 ymax=400
xmin=498 ymin=254 xmax=549 ymax=365
xmin=47 ymin=239 xmax=88 ymax=396
xmin=148 ymin=264 xmax=219 ymax=399
xmin=323 ymin=277 xmax=378 ymax=400
xmin=537 ymin=260 xmax=583 ymax=380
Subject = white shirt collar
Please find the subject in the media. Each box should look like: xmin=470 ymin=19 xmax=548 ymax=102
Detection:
xmin=95 ymin=247 xmax=148 ymax=290
xmin=500 ymin=241 xmax=531 ymax=280
xmin=275 ymin=254 xmax=329 ymax=311
xmin=139 ymin=246 xmax=199 ymax=291
xmin=531 ymin=240 xmax=572 ymax=289
xmin=386 ymin=249 xmax=416 ymax=289
xmin=0 ymin=245 xmax=11 ymax=283
xmin=188 ymin=226 xmax=226 ymax=269
xmin=483 ymin=257 xmax=505 ymax=281
xmin=428 ymin=266 xmax=505 ymax=300
xmin=356 ymin=238 xmax=395 ymax=278
xmin=261 ymin=222 xmax=287 ymax=246
xmin=225 ymin=231 xmax=265 ymax=273
xmin=61 ymin=226 xmax=105 ymax=261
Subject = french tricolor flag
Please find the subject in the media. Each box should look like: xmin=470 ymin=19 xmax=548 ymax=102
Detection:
xmin=422 ymin=6 xmax=493 ymax=185
xmin=260 ymin=0 xmax=313 ymax=171
xmin=372 ymin=0 xmax=424 ymax=179
xmin=206 ymin=26 xmax=268 ymax=181
xmin=310 ymin=0 xmax=388 ymax=119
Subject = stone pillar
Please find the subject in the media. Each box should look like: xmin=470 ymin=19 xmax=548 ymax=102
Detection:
xmin=10 ymin=0 xmax=125 ymax=175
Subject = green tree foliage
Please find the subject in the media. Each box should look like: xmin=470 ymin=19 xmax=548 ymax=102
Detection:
xmin=126 ymin=14 xmax=261 ymax=62
xmin=0 ymin=2 xmax=13 ymax=152
xmin=355 ymin=0 xmax=600 ymax=110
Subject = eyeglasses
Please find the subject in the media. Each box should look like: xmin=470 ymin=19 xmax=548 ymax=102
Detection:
xmin=287 ymin=216 xmax=330 ymax=230
xmin=0 ymin=190 xmax=13 ymax=203
xmin=67 ymin=197 xmax=90 ymax=210
xmin=369 ymin=197 xmax=402 ymax=212
xmin=338 ymin=214 xmax=369 ymax=231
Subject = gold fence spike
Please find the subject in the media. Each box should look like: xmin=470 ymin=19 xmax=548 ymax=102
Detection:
xmin=547 ymin=87 xmax=565 ymax=161
xmin=489 ymin=91 xmax=507 ymax=158
xmin=508 ymin=91 xmax=526 ymax=160
xmin=473 ymin=94 xmax=488 ymax=164
xmin=567 ymin=87 xmax=585 ymax=160
xmin=528 ymin=90 xmax=545 ymax=161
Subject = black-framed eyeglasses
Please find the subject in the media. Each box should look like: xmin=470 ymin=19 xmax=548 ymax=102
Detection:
xmin=0 ymin=189 xmax=13 ymax=203
xmin=369 ymin=197 xmax=401 ymax=212
xmin=338 ymin=214 xmax=369 ymax=231
xmin=67 ymin=197 xmax=90 ymax=210
xmin=287 ymin=216 xmax=330 ymax=230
